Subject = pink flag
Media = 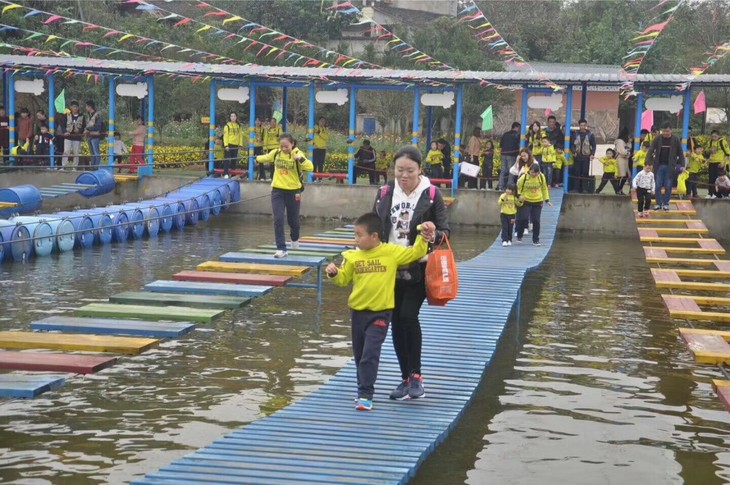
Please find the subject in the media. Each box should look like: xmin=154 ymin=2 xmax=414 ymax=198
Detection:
xmin=693 ymin=90 xmax=706 ymax=114
xmin=544 ymin=108 xmax=553 ymax=117
xmin=641 ymin=110 xmax=654 ymax=131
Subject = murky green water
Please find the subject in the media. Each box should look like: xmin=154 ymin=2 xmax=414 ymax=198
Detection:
xmin=1 ymin=217 xmax=728 ymax=484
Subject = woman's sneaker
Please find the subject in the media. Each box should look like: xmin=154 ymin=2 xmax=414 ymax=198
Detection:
xmin=408 ymin=373 xmax=425 ymax=399
xmin=502 ymin=241 xmax=508 ymax=247
xmin=291 ymin=240 xmax=300 ymax=250
xmin=389 ymin=379 xmax=410 ymax=400
xmin=355 ymin=398 xmax=373 ymax=411
xmin=274 ymin=250 xmax=288 ymax=258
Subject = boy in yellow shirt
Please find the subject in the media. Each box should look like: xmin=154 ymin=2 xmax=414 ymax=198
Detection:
xmin=425 ymin=141 xmax=444 ymax=179
xmin=687 ymin=144 xmax=705 ymax=198
xmin=540 ymin=137 xmax=557 ymax=187
xmin=498 ymin=184 xmax=523 ymax=246
xmin=595 ymin=148 xmax=620 ymax=194
xmin=633 ymin=141 xmax=649 ymax=171
xmin=326 ymin=213 xmax=435 ymax=411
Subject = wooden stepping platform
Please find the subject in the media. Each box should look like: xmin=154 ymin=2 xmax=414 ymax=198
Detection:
xmin=662 ymin=295 xmax=730 ymax=322
xmin=0 ymin=351 xmax=116 ymax=374
xmin=219 ymin=252 xmax=327 ymax=267
xmin=173 ymin=271 xmax=291 ymax=287
xmin=643 ymin=248 xmax=721 ymax=265
xmin=0 ymin=374 xmax=66 ymax=398
xmin=145 ymin=280 xmax=273 ymax=298
xmin=644 ymin=244 xmax=725 ymax=255
xmin=0 ymin=331 xmax=158 ymax=355
xmin=663 ymin=269 xmax=730 ymax=279
xmin=244 ymin=248 xmax=337 ymax=260
xmin=257 ymin=244 xmax=344 ymax=255
xmin=299 ymin=237 xmax=355 ymax=246
xmin=115 ymin=174 xmax=139 ymax=182
xmin=651 ymin=269 xmax=730 ymax=292
xmin=110 ymin=291 xmax=250 ymax=309
xmin=712 ymin=380 xmax=730 ymax=412
xmin=197 ymin=261 xmax=310 ymax=277
xmin=635 ymin=208 xmax=697 ymax=216
xmin=640 ymin=236 xmax=716 ymax=244
xmin=636 ymin=218 xmax=704 ymax=225
xmin=31 ymin=316 xmax=195 ymax=339
xmin=639 ymin=227 xmax=709 ymax=235
xmin=679 ymin=328 xmax=730 ymax=364
xmin=76 ymin=303 xmax=223 ymax=323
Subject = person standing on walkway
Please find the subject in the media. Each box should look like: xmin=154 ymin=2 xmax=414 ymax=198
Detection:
xmin=372 ymin=145 xmax=450 ymax=401
xmin=499 ymin=184 xmax=522 ymax=246
xmin=516 ymin=162 xmax=552 ymax=246
xmin=62 ymin=101 xmax=85 ymax=168
xmin=705 ymin=130 xmax=730 ymax=198
xmin=84 ymin=100 xmax=102 ymax=167
xmin=255 ymin=133 xmax=313 ymax=259
xmin=499 ymin=122 xmax=521 ymax=190
xmin=312 ymin=116 xmax=329 ymax=174
xmin=647 ymin=124 xmax=685 ymax=211
xmin=615 ymin=128 xmax=631 ymax=195
xmin=633 ymin=162 xmax=655 ymax=217
xmin=326 ymin=213 xmax=434 ymax=412
xmin=570 ymin=119 xmax=596 ymax=193
xmin=222 ymin=112 xmax=242 ymax=179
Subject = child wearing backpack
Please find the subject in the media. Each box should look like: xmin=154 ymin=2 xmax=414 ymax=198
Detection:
xmin=516 ymin=163 xmax=552 ymax=245
xmin=326 ymin=213 xmax=434 ymax=411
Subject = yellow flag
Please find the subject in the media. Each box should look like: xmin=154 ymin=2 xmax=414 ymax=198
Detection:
xmin=222 ymin=15 xmax=242 ymax=25
xmin=196 ymin=25 xmax=211 ymax=33
xmin=119 ymin=34 xmax=135 ymax=42
xmin=45 ymin=35 xmax=59 ymax=43
xmin=2 ymin=4 xmax=20 ymax=15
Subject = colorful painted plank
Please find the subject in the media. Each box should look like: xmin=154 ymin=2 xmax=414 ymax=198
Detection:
xmin=645 ymin=256 xmax=718 ymax=266
xmin=0 ymin=351 xmax=116 ymax=374
xmin=172 ymin=271 xmax=291 ymax=287
xmin=640 ymin=236 xmax=715 ymax=244
xmin=110 ymin=291 xmax=250 ymax=309
xmin=219 ymin=252 xmax=326 ymax=267
xmin=0 ymin=331 xmax=158 ymax=355
xmin=244 ymin=248 xmax=337 ymax=260
xmin=197 ymin=261 xmax=310 ymax=277
xmin=256 ymin=244 xmax=343 ymax=255
xmin=145 ymin=280 xmax=273 ymax=298
xmin=31 ymin=316 xmax=195 ymax=339
xmin=76 ymin=303 xmax=222 ymax=323
xmin=679 ymin=330 xmax=730 ymax=364
xmin=647 ymin=227 xmax=709 ymax=235
xmin=0 ymin=374 xmax=66 ymax=398
xmin=636 ymin=218 xmax=700 ymax=225
xmin=299 ymin=238 xmax=356 ymax=246
xmin=645 ymin=245 xmax=725 ymax=255
xmin=712 ymin=380 xmax=730 ymax=412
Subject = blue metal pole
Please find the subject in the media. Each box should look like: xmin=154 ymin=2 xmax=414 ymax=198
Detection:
xmin=248 ymin=82 xmax=256 ymax=181
xmin=681 ymin=87 xmax=691 ymax=153
xmin=2 ymin=72 xmax=8 ymax=112
xmin=307 ymin=83 xmax=315 ymax=182
xmin=412 ymin=86 xmax=421 ymax=146
xmin=347 ymin=86 xmax=357 ymax=185
xmin=48 ymin=74 xmax=55 ymax=168
xmin=8 ymin=73 xmax=15 ymax=166
xmin=107 ymin=77 xmax=116 ymax=169
xmin=426 ymin=106 xmax=433 ymax=149
xmin=281 ymin=87 xmax=288 ymax=132
xmin=520 ymin=84 xmax=529 ymax=148
xmin=563 ymin=85 xmax=574 ymax=192
xmin=580 ymin=82 xmax=588 ymax=121
xmin=632 ymin=91 xmax=644 ymax=178
xmin=452 ymin=84 xmax=464 ymax=197
xmin=208 ymin=79 xmax=216 ymax=174
xmin=142 ymin=76 xmax=154 ymax=176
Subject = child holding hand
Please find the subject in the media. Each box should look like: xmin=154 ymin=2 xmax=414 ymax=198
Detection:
xmin=326 ymin=213 xmax=435 ymax=411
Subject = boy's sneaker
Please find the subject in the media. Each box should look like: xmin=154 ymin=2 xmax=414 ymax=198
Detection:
xmin=637 ymin=212 xmax=644 ymax=218
xmin=355 ymin=398 xmax=373 ymax=411
xmin=507 ymin=241 xmax=512 ymax=246
xmin=662 ymin=205 xmax=669 ymax=211
xmin=291 ymin=240 xmax=300 ymax=250
xmin=408 ymin=373 xmax=425 ymax=399
xmin=274 ymin=250 xmax=288 ymax=258
xmin=516 ymin=238 xmax=523 ymax=244
xmin=502 ymin=241 xmax=508 ymax=247
xmin=653 ymin=205 xmax=661 ymax=211
xmin=533 ymin=241 xmax=541 ymax=246
xmin=706 ymin=194 xmax=715 ymax=199
xmin=643 ymin=211 xmax=650 ymax=217
xmin=389 ymin=379 xmax=410 ymax=400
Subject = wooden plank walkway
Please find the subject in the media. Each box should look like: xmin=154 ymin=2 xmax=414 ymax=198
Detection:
xmin=132 ymin=192 xmax=564 ymax=484
xmin=0 ymin=374 xmax=66 ymax=398
xmin=30 ymin=316 xmax=196 ymax=339
xmin=0 ymin=331 xmax=158 ymax=355
xmin=172 ymin=271 xmax=291 ymax=287
xmin=110 ymin=291 xmax=251 ymax=309
xmin=76 ymin=303 xmax=223 ymax=323
xmin=0 ymin=351 xmax=117 ymax=374
xmin=197 ymin=261 xmax=310 ymax=277
xmin=145 ymin=280 xmax=273 ymax=298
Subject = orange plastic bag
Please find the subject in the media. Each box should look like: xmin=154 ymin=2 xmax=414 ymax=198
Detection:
xmin=425 ymin=235 xmax=459 ymax=306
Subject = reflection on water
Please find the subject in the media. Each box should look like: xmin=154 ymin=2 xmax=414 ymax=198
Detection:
xmin=413 ymin=236 xmax=730 ymax=485
xmin=0 ymin=213 xmax=492 ymax=484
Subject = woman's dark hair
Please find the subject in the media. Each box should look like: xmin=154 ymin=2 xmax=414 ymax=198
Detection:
xmin=229 ymin=112 xmax=238 ymax=119
xmin=485 ymin=140 xmax=494 ymax=150
xmin=518 ymin=147 xmax=534 ymax=166
xmin=393 ymin=145 xmax=422 ymax=167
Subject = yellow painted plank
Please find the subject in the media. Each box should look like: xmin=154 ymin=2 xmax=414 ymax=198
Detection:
xmin=654 ymin=280 xmax=730 ymax=291
xmin=635 ymin=210 xmax=696 ymax=216
xmin=0 ymin=202 xmax=18 ymax=209
xmin=0 ymin=331 xmax=158 ymax=355
xmin=668 ymin=310 xmax=730 ymax=322
xmin=645 ymin=246 xmax=725 ymax=255
xmin=679 ymin=332 xmax=730 ymax=365
xmin=713 ymin=379 xmax=730 ymax=388
xmin=663 ymin=269 xmax=730 ymax=279
xmin=667 ymin=295 xmax=730 ymax=306
xmin=646 ymin=257 xmax=719 ymax=265
xmin=679 ymin=328 xmax=730 ymax=339
xmin=197 ymin=261 xmax=310 ymax=277
xmin=650 ymin=227 xmax=709 ymax=234
xmin=640 ymin=237 xmax=716 ymax=244
xmin=636 ymin=218 xmax=701 ymax=225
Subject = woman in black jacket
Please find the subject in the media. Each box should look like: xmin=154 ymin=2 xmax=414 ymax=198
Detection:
xmin=373 ymin=145 xmax=450 ymax=400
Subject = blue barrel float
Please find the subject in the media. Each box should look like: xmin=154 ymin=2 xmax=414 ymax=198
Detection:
xmin=0 ymin=219 xmax=31 ymax=262
xmin=9 ymin=216 xmax=55 ymax=257
xmin=188 ymin=184 xmax=223 ymax=216
xmin=126 ymin=204 xmax=160 ymax=237
xmin=0 ymin=185 xmax=42 ymax=219
xmin=76 ymin=169 xmax=116 ymax=198
xmin=97 ymin=207 xmax=130 ymax=243
xmin=107 ymin=205 xmax=145 ymax=240
xmin=133 ymin=201 xmax=173 ymax=233
xmin=171 ymin=191 xmax=210 ymax=222
xmin=161 ymin=196 xmax=199 ymax=226
xmin=48 ymin=212 xmax=96 ymax=249
xmin=83 ymin=209 xmax=116 ymax=244
xmin=150 ymin=198 xmax=186 ymax=231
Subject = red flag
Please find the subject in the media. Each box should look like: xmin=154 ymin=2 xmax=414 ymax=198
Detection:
xmin=693 ymin=90 xmax=706 ymax=114
xmin=641 ymin=110 xmax=654 ymax=131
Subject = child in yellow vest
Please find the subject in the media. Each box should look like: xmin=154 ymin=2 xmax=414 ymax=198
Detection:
xmin=498 ymin=184 xmax=523 ymax=246
xmin=425 ymin=141 xmax=444 ymax=179
xmin=687 ymin=144 xmax=705 ymax=198
xmin=326 ymin=213 xmax=434 ymax=411
xmin=633 ymin=142 xmax=649 ymax=170
xmin=540 ymin=137 xmax=557 ymax=187
xmin=595 ymin=148 xmax=620 ymax=194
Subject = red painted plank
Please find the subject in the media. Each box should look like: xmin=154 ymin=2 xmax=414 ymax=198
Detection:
xmin=662 ymin=295 xmax=702 ymax=312
xmin=686 ymin=221 xmax=707 ymax=230
xmin=639 ymin=229 xmax=659 ymax=238
xmin=675 ymin=201 xmax=695 ymax=211
xmin=651 ymin=268 xmax=682 ymax=283
xmin=681 ymin=334 xmax=730 ymax=354
xmin=173 ymin=270 xmax=291 ymax=287
xmin=644 ymin=247 xmax=668 ymax=258
xmin=0 ymin=351 xmax=117 ymax=374
xmin=212 ymin=169 xmax=247 ymax=176
xmin=714 ymin=261 xmax=730 ymax=272
xmin=699 ymin=240 xmax=724 ymax=251
xmin=713 ymin=382 xmax=730 ymax=413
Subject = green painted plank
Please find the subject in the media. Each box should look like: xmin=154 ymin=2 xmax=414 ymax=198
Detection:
xmin=256 ymin=244 xmax=343 ymax=255
xmin=76 ymin=303 xmax=223 ymax=323
xmin=110 ymin=291 xmax=250 ymax=309
xmin=244 ymin=248 xmax=338 ymax=260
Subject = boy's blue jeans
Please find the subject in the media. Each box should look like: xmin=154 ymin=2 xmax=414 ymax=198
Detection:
xmin=655 ymin=164 xmax=673 ymax=206
xmin=88 ymin=138 xmax=101 ymax=166
xmin=351 ymin=309 xmax=391 ymax=400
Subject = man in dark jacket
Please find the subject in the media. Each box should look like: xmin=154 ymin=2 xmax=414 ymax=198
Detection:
xmin=647 ymin=124 xmax=685 ymax=211
xmin=498 ymin=122 xmax=521 ymax=190
xmin=570 ymin=119 xmax=596 ymax=194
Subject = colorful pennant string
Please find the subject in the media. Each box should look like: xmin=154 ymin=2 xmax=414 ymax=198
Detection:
xmin=675 ymin=39 xmax=730 ymax=90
